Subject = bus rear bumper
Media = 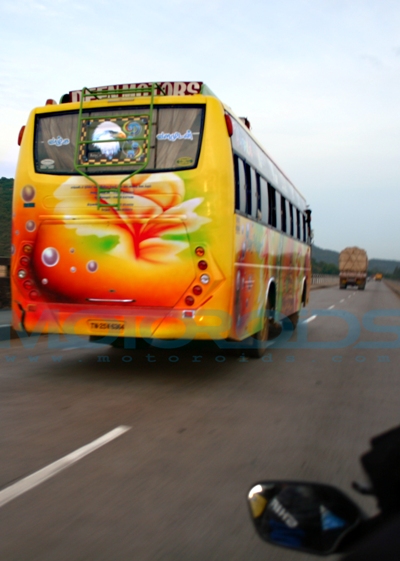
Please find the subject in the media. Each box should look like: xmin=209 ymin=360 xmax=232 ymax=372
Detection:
xmin=13 ymin=303 xmax=232 ymax=341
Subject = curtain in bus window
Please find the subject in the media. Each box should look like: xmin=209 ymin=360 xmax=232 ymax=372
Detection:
xmin=268 ymin=183 xmax=277 ymax=227
xmin=260 ymin=177 xmax=269 ymax=224
xmin=296 ymin=209 xmax=301 ymax=239
xmin=35 ymin=113 xmax=77 ymax=174
xmin=286 ymin=200 xmax=291 ymax=235
xmin=281 ymin=195 xmax=287 ymax=232
xmin=292 ymin=206 xmax=297 ymax=238
xmin=255 ymin=173 xmax=262 ymax=221
xmin=289 ymin=202 xmax=294 ymax=236
xmin=244 ymin=163 xmax=252 ymax=216
xmin=155 ymin=108 xmax=202 ymax=169
xmin=234 ymin=157 xmax=247 ymax=213
xmin=34 ymin=106 xmax=204 ymax=175
xmin=250 ymin=168 xmax=258 ymax=219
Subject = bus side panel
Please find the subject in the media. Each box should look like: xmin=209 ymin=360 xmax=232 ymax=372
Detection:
xmin=276 ymin=235 xmax=311 ymax=319
xmin=232 ymin=215 xmax=278 ymax=340
xmin=231 ymin=214 xmax=310 ymax=341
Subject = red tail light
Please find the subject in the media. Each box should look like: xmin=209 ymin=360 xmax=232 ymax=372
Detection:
xmin=18 ymin=126 xmax=25 ymax=146
xmin=198 ymin=260 xmax=208 ymax=270
xmin=225 ymin=114 xmax=233 ymax=137
xmin=193 ymin=285 xmax=202 ymax=296
xmin=185 ymin=296 xmax=194 ymax=306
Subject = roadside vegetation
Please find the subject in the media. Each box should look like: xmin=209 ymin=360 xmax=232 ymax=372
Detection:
xmin=0 ymin=177 xmax=12 ymax=256
xmin=311 ymin=259 xmax=339 ymax=275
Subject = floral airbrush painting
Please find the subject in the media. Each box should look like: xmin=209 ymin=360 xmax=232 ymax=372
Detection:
xmin=32 ymin=173 xmax=210 ymax=306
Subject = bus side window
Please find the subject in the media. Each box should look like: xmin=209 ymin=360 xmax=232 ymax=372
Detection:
xmin=268 ymin=183 xmax=277 ymax=227
xmin=234 ymin=155 xmax=247 ymax=213
xmin=244 ymin=163 xmax=253 ymax=216
xmin=250 ymin=168 xmax=258 ymax=219
xmin=260 ymin=177 xmax=268 ymax=224
xmin=281 ymin=195 xmax=287 ymax=233
xmin=286 ymin=200 xmax=291 ymax=234
xmin=292 ymin=205 xmax=297 ymax=238
xmin=296 ymin=209 xmax=301 ymax=239
xmin=289 ymin=203 xmax=294 ymax=236
xmin=255 ymin=173 xmax=262 ymax=221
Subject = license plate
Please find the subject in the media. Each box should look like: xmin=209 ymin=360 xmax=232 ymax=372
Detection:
xmin=89 ymin=320 xmax=124 ymax=335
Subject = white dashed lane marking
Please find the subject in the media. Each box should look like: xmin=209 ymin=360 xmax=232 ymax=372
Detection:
xmin=0 ymin=426 xmax=131 ymax=509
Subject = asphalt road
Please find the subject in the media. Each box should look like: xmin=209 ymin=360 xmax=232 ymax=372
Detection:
xmin=0 ymin=281 xmax=399 ymax=561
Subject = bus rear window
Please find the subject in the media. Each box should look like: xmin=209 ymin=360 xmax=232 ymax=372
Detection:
xmin=34 ymin=105 xmax=205 ymax=175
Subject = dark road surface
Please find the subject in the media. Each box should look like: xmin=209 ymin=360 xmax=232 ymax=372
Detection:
xmin=0 ymin=281 xmax=399 ymax=561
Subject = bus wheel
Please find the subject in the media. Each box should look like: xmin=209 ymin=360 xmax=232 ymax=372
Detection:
xmin=287 ymin=310 xmax=300 ymax=330
xmin=247 ymin=300 xmax=274 ymax=359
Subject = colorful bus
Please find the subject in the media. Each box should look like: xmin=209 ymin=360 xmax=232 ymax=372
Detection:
xmin=12 ymin=81 xmax=311 ymax=357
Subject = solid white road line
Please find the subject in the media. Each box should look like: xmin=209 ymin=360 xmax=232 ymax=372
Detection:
xmin=340 ymin=299 xmax=345 ymax=303
xmin=0 ymin=425 xmax=131 ymax=509
xmin=328 ymin=305 xmax=335 ymax=310
xmin=303 ymin=315 xmax=317 ymax=324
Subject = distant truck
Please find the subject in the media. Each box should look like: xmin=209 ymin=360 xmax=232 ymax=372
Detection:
xmin=339 ymin=247 xmax=368 ymax=290
xmin=374 ymin=273 xmax=383 ymax=281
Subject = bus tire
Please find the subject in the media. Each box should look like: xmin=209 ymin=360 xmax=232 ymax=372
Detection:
xmin=247 ymin=298 xmax=274 ymax=359
xmin=286 ymin=283 xmax=305 ymax=330
xmin=287 ymin=310 xmax=300 ymax=330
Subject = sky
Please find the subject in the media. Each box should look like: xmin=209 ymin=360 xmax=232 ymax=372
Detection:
xmin=1 ymin=0 xmax=399 ymax=260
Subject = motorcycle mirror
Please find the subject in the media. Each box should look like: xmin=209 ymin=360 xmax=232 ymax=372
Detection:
xmin=247 ymin=481 xmax=363 ymax=556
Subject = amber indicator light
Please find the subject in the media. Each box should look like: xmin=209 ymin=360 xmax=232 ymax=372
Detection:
xmin=195 ymin=246 xmax=205 ymax=257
